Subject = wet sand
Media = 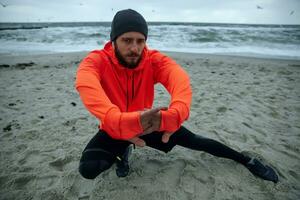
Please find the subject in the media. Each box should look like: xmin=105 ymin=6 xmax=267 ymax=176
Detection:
xmin=0 ymin=52 xmax=299 ymax=199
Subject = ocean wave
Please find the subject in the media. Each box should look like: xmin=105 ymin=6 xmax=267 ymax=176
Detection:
xmin=0 ymin=26 xmax=45 ymax=31
xmin=0 ymin=22 xmax=299 ymax=59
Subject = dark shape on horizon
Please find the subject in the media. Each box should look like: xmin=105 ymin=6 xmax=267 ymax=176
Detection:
xmin=152 ymin=9 xmax=155 ymax=12
xmin=0 ymin=2 xmax=8 ymax=7
xmin=111 ymin=8 xmax=114 ymax=11
xmin=256 ymin=5 xmax=263 ymax=9
xmin=290 ymin=10 xmax=294 ymax=15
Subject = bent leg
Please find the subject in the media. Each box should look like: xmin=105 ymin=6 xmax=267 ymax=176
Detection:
xmin=79 ymin=149 xmax=115 ymax=179
xmin=78 ymin=130 xmax=130 ymax=179
xmin=171 ymin=126 xmax=250 ymax=165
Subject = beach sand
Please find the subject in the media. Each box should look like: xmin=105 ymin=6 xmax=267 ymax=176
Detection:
xmin=0 ymin=52 xmax=299 ymax=199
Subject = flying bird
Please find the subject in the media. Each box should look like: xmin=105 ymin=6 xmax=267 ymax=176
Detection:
xmin=290 ymin=10 xmax=294 ymax=15
xmin=0 ymin=2 xmax=8 ymax=7
xmin=256 ymin=5 xmax=263 ymax=9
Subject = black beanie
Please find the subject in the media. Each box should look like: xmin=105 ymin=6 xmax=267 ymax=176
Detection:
xmin=110 ymin=9 xmax=148 ymax=41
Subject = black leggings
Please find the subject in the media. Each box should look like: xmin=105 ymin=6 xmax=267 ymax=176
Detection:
xmin=79 ymin=126 xmax=250 ymax=179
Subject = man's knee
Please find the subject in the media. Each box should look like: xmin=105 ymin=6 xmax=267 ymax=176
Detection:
xmin=79 ymin=160 xmax=111 ymax=179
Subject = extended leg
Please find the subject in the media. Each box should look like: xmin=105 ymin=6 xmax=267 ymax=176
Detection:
xmin=170 ymin=126 xmax=278 ymax=183
xmin=171 ymin=126 xmax=250 ymax=165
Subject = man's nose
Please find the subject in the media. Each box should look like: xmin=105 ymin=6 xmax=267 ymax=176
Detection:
xmin=129 ymin=42 xmax=138 ymax=53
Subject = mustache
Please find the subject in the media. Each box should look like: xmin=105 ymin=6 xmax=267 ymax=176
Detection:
xmin=126 ymin=52 xmax=140 ymax=57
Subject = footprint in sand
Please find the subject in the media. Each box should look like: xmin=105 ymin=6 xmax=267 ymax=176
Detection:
xmin=35 ymin=87 xmax=43 ymax=91
xmin=288 ymin=170 xmax=300 ymax=180
xmin=249 ymin=134 xmax=263 ymax=144
xmin=11 ymin=174 xmax=35 ymax=190
xmin=49 ymin=156 xmax=72 ymax=171
xmin=18 ymin=129 xmax=39 ymax=140
xmin=4 ymin=102 xmax=20 ymax=111
xmin=193 ymin=98 xmax=202 ymax=108
xmin=277 ymin=145 xmax=299 ymax=160
xmin=35 ymin=175 xmax=58 ymax=189
xmin=216 ymin=106 xmax=227 ymax=113
xmin=16 ymin=143 xmax=28 ymax=151
xmin=64 ymin=174 xmax=94 ymax=200
xmin=278 ymin=70 xmax=293 ymax=76
xmin=251 ymin=127 xmax=267 ymax=137
xmin=18 ymin=150 xmax=52 ymax=169
xmin=242 ymin=122 xmax=252 ymax=129
xmin=178 ymin=161 xmax=216 ymax=199
xmin=62 ymin=117 xmax=88 ymax=127
xmin=3 ymin=120 xmax=21 ymax=132
xmin=183 ymin=60 xmax=194 ymax=67
xmin=17 ymin=150 xmax=39 ymax=165
xmin=0 ymin=175 xmax=10 ymax=189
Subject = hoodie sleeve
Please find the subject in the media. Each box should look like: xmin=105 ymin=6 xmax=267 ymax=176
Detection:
xmin=152 ymin=51 xmax=192 ymax=133
xmin=75 ymin=52 xmax=143 ymax=140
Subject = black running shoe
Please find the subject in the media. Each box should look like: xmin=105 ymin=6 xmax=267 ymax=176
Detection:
xmin=116 ymin=146 xmax=132 ymax=178
xmin=246 ymin=158 xmax=279 ymax=183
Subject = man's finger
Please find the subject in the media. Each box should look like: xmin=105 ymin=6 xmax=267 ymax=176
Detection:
xmin=162 ymin=132 xmax=173 ymax=143
xmin=144 ymin=107 xmax=167 ymax=115
xmin=140 ymin=107 xmax=167 ymax=134
xmin=142 ymin=125 xmax=156 ymax=135
xmin=128 ymin=137 xmax=146 ymax=147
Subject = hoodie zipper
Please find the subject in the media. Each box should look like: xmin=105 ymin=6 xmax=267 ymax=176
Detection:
xmin=132 ymin=73 xmax=134 ymax=100
xmin=126 ymin=72 xmax=129 ymax=111
xmin=126 ymin=71 xmax=135 ymax=111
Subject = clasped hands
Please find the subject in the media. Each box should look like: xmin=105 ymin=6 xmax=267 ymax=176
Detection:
xmin=128 ymin=107 xmax=173 ymax=147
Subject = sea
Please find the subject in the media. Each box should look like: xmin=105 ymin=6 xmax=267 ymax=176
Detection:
xmin=0 ymin=22 xmax=299 ymax=59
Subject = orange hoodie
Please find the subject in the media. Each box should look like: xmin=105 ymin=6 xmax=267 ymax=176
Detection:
xmin=75 ymin=42 xmax=192 ymax=140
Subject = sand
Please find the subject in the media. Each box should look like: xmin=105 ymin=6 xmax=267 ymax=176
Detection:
xmin=0 ymin=51 xmax=299 ymax=200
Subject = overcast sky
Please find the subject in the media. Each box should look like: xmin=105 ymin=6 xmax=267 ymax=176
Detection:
xmin=0 ymin=0 xmax=299 ymax=24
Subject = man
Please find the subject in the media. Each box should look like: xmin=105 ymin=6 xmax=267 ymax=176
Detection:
xmin=75 ymin=9 xmax=278 ymax=183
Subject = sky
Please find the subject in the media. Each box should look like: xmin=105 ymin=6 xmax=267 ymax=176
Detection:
xmin=0 ymin=0 xmax=299 ymax=24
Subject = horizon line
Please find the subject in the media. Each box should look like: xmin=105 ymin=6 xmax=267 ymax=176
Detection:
xmin=0 ymin=21 xmax=299 ymax=26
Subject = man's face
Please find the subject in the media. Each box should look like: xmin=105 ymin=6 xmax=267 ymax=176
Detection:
xmin=113 ymin=32 xmax=146 ymax=68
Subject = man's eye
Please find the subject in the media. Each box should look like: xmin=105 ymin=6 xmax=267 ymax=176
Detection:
xmin=123 ymin=39 xmax=131 ymax=43
xmin=137 ymin=39 xmax=145 ymax=44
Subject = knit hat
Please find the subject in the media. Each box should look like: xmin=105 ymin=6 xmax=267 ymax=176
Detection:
xmin=110 ymin=9 xmax=148 ymax=41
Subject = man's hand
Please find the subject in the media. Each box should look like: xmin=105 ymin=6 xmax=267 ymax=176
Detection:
xmin=127 ymin=107 xmax=167 ymax=147
xmin=127 ymin=107 xmax=168 ymax=147
xmin=140 ymin=107 xmax=167 ymax=135
xmin=128 ymin=136 xmax=146 ymax=147
xmin=162 ymin=131 xmax=174 ymax=143
xmin=129 ymin=131 xmax=175 ymax=146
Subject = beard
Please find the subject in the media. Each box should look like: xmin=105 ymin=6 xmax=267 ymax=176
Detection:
xmin=114 ymin=43 xmax=142 ymax=69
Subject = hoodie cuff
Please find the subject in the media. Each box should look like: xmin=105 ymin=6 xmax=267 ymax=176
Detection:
xmin=120 ymin=111 xmax=143 ymax=139
xmin=159 ymin=109 xmax=180 ymax=132
xmin=104 ymin=108 xmax=142 ymax=140
xmin=159 ymin=101 xmax=189 ymax=132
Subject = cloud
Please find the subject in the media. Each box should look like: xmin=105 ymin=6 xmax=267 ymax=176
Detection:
xmin=0 ymin=0 xmax=299 ymax=24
